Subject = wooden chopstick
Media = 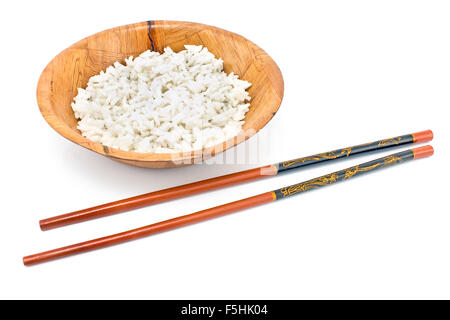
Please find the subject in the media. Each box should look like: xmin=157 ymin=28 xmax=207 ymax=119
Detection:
xmin=24 ymin=145 xmax=434 ymax=266
xmin=39 ymin=130 xmax=433 ymax=231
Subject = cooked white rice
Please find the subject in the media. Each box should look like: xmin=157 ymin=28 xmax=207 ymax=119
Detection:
xmin=71 ymin=45 xmax=251 ymax=153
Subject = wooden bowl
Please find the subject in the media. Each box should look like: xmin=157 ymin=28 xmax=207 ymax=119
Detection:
xmin=37 ymin=21 xmax=284 ymax=168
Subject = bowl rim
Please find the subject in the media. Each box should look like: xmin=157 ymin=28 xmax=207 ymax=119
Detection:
xmin=36 ymin=20 xmax=284 ymax=164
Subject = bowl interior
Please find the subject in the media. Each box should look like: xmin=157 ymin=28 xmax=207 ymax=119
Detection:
xmin=37 ymin=21 xmax=284 ymax=167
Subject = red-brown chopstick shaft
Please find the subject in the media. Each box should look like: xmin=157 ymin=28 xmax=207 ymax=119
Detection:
xmin=39 ymin=165 xmax=278 ymax=230
xmin=24 ymin=145 xmax=434 ymax=266
xmin=24 ymin=192 xmax=275 ymax=266
xmin=39 ymin=130 xmax=433 ymax=231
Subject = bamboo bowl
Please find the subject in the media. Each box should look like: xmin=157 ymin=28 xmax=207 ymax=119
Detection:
xmin=37 ymin=21 xmax=284 ymax=168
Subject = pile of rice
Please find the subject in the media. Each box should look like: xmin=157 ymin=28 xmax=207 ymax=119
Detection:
xmin=71 ymin=45 xmax=251 ymax=153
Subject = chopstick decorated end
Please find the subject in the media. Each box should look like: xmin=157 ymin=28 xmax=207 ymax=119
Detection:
xmin=412 ymin=130 xmax=433 ymax=143
xmin=412 ymin=145 xmax=434 ymax=159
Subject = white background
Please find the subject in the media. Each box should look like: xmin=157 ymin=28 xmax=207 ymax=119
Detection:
xmin=1 ymin=0 xmax=449 ymax=299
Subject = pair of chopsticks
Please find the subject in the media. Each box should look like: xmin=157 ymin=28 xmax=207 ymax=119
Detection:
xmin=24 ymin=130 xmax=434 ymax=265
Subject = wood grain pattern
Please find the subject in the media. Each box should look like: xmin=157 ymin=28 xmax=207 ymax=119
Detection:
xmin=36 ymin=21 xmax=284 ymax=168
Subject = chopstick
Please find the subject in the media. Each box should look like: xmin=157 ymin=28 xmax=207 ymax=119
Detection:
xmin=24 ymin=145 xmax=434 ymax=266
xmin=39 ymin=130 xmax=433 ymax=231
